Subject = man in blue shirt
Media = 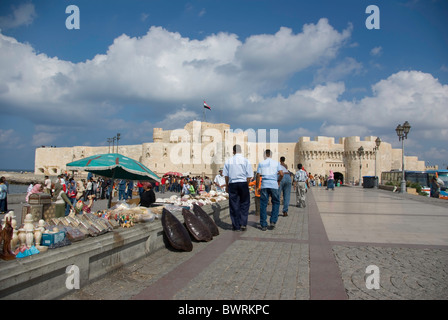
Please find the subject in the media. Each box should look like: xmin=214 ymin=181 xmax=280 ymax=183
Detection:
xmin=256 ymin=149 xmax=283 ymax=231
xmin=223 ymin=144 xmax=253 ymax=231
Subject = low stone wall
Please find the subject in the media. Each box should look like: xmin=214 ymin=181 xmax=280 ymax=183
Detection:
xmin=6 ymin=193 xmax=25 ymax=205
xmin=0 ymin=201 xmax=230 ymax=300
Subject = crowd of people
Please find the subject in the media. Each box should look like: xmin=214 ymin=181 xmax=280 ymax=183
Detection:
xmin=13 ymin=152 xmax=345 ymax=226
xmin=18 ymin=170 xmax=239 ymax=217
xmin=23 ymin=173 xmax=103 ymax=216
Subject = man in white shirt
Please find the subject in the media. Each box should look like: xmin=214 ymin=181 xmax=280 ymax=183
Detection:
xmin=294 ymin=163 xmax=309 ymax=208
xmin=256 ymin=149 xmax=283 ymax=231
xmin=223 ymin=144 xmax=253 ymax=231
xmin=214 ymin=169 xmax=226 ymax=191
xmin=44 ymin=176 xmax=52 ymax=195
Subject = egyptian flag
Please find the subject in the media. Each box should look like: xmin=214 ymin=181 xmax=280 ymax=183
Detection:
xmin=203 ymin=101 xmax=211 ymax=110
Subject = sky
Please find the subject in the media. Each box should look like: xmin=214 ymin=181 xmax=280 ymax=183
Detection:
xmin=0 ymin=0 xmax=447 ymax=171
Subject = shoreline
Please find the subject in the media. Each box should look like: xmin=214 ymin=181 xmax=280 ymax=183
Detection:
xmin=0 ymin=171 xmax=54 ymax=185
xmin=0 ymin=171 xmax=89 ymax=185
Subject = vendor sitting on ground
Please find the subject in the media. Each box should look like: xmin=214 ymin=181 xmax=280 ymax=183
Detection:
xmin=139 ymin=182 xmax=156 ymax=208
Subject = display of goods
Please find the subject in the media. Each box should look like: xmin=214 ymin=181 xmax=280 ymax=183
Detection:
xmin=41 ymin=231 xmax=66 ymax=246
xmin=108 ymin=218 xmax=120 ymax=228
xmin=161 ymin=208 xmax=192 ymax=252
xmin=48 ymin=237 xmax=71 ymax=249
xmin=134 ymin=212 xmax=156 ymax=223
xmin=79 ymin=220 xmax=100 ymax=236
xmin=60 ymin=226 xmax=86 ymax=242
xmin=13 ymin=188 xmax=226 ymax=256
xmin=148 ymin=205 xmax=164 ymax=216
xmin=182 ymin=208 xmax=212 ymax=242
xmin=154 ymin=191 xmax=229 ymax=208
xmin=192 ymin=203 xmax=219 ymax=236
xmin=75 ymin=223 xmax=90 ymax=236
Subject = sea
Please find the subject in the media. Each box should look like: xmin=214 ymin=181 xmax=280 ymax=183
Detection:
xmin=8 ymin=184 xmax=29 ymax=194
xmin=1 ymin=168 xmax=34 ymax=194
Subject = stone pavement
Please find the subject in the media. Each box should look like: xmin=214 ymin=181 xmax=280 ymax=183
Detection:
xmin=62 ymin=187 xmax=448 ymax=300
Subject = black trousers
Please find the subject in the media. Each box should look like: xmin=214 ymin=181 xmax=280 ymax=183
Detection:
xmin=228 ymin=182 xmax=250 ymax=230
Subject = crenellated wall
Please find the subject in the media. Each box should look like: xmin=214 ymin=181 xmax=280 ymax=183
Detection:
xmin=34 ymin=121 xmax=426 ymax=183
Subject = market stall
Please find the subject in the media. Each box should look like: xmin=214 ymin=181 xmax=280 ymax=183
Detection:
xmin=0 ymin=190 xmax=229 ymax=260
xmin=66 ymin=153 xmax=160 ymax=208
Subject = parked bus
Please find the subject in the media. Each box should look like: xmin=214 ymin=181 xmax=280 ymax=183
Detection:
xmin=381 ymin=170 xmax=447 ymax=199
xmin=381 ymin=170 xmax=427 ymax=186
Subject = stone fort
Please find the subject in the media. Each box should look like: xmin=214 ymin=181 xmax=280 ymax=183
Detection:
xmin=35 ymin=120 xmax=426 ymax=184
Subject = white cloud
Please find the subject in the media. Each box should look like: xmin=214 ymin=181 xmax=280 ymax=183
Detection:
xmin=0 ymin=19 xmax=351 ymax=124
xmin=0 ymin=3 xmax=36 ymax=30
xmin=280 ymin=127 xmax=315 ymax=142
xmin=370 ymin=46 xmax=382 ymax=56
xmin=314 ymin=57 xmax=363 ymax=83
xmin=357 ymin=71 xmax=448 ymax=130
xmin=423 ymin=147 xmax=448 ymax=161
xmin=1 ymin=19 xmax=447 ymax=168
xmin=32 ymin=132 xmax=57 ymax=147
xmin=141 ymin=13 xmax=149 ymax=22
xmin=154 ymin=108 xmax=200 ymax=129
xmin=236 ymin=19 xmax=352 ymax=82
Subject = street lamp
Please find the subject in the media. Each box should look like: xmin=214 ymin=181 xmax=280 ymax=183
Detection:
xmin=396 ymin=121 xmax=411 ymax=193
xmin=116 ymin=133 xmax=121 ymax=153
xmin=374 ymin=137 xmax=381 ymax=188
xmin=107 ymin=138 xmax=112 ymax=153
xmin=358 ymin=146 xmax=364 ymax=186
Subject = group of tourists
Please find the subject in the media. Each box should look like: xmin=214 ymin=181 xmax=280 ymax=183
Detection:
xmin=222 ymin=144 xmax=316 ymax=232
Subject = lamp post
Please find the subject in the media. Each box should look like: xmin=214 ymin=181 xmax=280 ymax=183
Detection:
xmin=116 ymin=133 xmax=121 ymax=153
xmin=112 ymin=136 xmax=116 ymax=153
xmin=374 ymin=137 xmax=381 ymax=188
xmin=395 ymin=121 xmax=411 ymax=193
xmin=107 ymin=138 xmax=112 ymax=153
xmin=358 ymin=146 xmax=364 ymax=187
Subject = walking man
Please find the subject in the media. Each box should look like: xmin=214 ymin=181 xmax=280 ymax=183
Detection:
xmin=223 ymin=145 xmax=253 ymax=231
xmin=279 ymin=157 xmax=292 ymax=216
xmin=256 ymin=149 xmax=283 ymax=231
xmin=294 ymin=163 xmax=309 ymax=208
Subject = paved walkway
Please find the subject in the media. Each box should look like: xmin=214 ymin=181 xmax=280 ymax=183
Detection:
xmin=63 ymin=187 xmax=448 ymax=300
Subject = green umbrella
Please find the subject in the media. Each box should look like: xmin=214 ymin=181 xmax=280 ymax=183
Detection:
xmin=66 ymin=153 xmax=160 ymax=208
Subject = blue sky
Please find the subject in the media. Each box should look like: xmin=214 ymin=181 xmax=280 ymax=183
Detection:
xmin=0 ymin=0 xmax=447 ymax=170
